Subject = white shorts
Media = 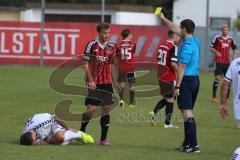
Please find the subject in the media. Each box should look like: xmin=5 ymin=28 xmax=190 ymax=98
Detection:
xmin=46 ymin=122 xmax=65 ymax=142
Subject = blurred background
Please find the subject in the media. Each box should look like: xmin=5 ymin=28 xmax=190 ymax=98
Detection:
xmin=0 ymin=0 xmax=239 ymax=70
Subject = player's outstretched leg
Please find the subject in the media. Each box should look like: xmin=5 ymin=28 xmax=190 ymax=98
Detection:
xmin=212 ymin=79 xmax=220 ymax=102
xmin=118 ymin=86 xmax=125 ymax=107
xmin=61 ymin=130 xmax=94 ymax=145
xmin=129 ymin=86 xmax=136 ymax=108
xmin=80 ymin=105 xmax=95 ymax=132
xmin=148 ymin=99 xmax=167 ymax=126
xmin=163 ymin=102 xmax=174 ymax=128
xmin=100 ymin=106 xmax=112 ymax=146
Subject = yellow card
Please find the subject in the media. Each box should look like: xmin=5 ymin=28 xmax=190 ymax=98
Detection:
xmin=154 ymin=7 xmax=162 ymax=15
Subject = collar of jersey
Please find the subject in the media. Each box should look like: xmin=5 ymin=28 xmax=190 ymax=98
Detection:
xmin=166 ymin=40 xmax=174 ymax=45
xmin=221 ymin=35 xmax=229 ymax=40
xmin=96 ymin=37 xmax=108 ymax=49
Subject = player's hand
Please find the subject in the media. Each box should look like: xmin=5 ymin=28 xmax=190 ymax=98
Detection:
xmin=88 ymin=81 xmax=96 ymax=90
xmin=218 ymin=104 xmax=229 ymax=119
xmin=158 ymin=12 xmax=166 ymax=20
xmin=69 ymin=128 xmax=77 ymax=132
xmin=215 ymin=51 xmax=222 ymax=57
xmin=174 ymin=88 xmax=180 ymax=97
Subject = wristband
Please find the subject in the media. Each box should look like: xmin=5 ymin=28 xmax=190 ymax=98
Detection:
xmin=175 ymin=86 xmax=180 ymax=89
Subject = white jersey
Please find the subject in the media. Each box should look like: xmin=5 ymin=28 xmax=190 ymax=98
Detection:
xmin=23 ymin=113 xmax=55 ymax=141
xmin=224 ymin=57 xmax=240 ymax=120
xmin=232 ymin=147 xmax=240 ymax=160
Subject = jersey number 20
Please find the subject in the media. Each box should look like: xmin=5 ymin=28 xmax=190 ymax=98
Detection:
xmin=158 ymin=49 xmax=167 ymax=65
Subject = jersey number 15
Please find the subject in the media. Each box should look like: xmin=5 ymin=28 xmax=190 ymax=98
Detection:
xmin=121 ymin=47 xmax=132 ymax=60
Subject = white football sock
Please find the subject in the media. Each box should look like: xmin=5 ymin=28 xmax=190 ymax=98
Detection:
xmin=237 ymin=120 xmax=240 ymax=129
xmin=61 ymin=130 xmax=82 ymax=145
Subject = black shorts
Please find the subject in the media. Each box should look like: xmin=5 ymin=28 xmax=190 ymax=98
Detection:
xmin=159 ymin=81 xmax=175 ymax=98
xmin=177 ymin=76 xmax=200 ymax=110
xmin=214 ymin=63 xmax=230 ymax=77
xmin=117 ymin=72 xmax=136 ymax=84
xmin=85 ymin=84 xmax=114 ymax=106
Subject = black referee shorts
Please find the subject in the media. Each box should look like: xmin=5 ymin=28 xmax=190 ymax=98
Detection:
xmin=214 ymin=63 xmax=230 ymax=77
xmin=177 ymin=76 xmax=200 ymax=110
xmin=85 ymin=84 xmax=114 ymax=106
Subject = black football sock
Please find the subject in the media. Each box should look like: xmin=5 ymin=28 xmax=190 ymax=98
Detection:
xmin=165 ymin=102 xmax=174 ymax=125
xmin=191 ymin=118 xmax=198 ymax=147
xmin=212 ymin=80 xmax=219 ymax=98
xmin=100 ymin=114 xmax=110 ymax=141
xmin=80 ymin=112 xmax=91 ymax=132
xmin=185 ymin=117 xmax=198 ymax=147
xmin=153 ymin=99 xmax=167 ymax=115
xmin=129 ymin=89 xmax=135 ymax=105
xmin=227 ymin=84 xmax=231 ymax=99
xmin=183 ymin=119 xmax=190 ymax=146
xmin=119 ymin=87 xmax=124 ymax=100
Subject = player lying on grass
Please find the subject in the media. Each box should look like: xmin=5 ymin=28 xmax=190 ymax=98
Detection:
xmin=20 ymin=113 xmax=94 ymax=145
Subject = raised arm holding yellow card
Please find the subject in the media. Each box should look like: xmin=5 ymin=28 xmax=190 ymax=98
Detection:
xmin=154 ymin=7 xmax=162 ymax=15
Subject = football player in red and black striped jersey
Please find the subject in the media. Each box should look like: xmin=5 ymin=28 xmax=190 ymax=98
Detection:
xmin=116 ymin=29 xmax=136 ymax=108
xmin=148 ymin=30 xmax=179 ymax=128
xmin=210 ymin=24 xmax=237 ymax=103
xmin=81 ymin=22 xmax=119 ymax=146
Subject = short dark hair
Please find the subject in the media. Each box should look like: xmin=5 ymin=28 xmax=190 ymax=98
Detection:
xmin=221 ymin=24 xmax=229 ymax=30
xmin=97 ymin=22 xmax=110 ymax=33
xmin=20 ymin=132 xmax=33 ymax=145
xmin=121 ymin=29 xmax=130 ymax=39
xmin=180 ymin=19 xmax=195 ymax=34
xmin=168 ymin=30 xmax=175 ymax=37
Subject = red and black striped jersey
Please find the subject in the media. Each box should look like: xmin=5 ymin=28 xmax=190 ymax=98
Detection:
xmin=157 ymin=40 xmax=178 ymax=82
xmin=210 ymin=35 xmax=237 ymax=64
xmin=82 ymin=39 xmax=116 ymax=85
xmin=116 ymin=39 xmax=136 ymax=74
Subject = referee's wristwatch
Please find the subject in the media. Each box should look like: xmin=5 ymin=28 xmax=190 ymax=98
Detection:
xmin=175 ymin=86 xmax=180 ymax=90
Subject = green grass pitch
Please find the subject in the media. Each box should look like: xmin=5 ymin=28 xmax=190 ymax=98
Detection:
xmin=0 ymin=65 xmax=239 ymax=160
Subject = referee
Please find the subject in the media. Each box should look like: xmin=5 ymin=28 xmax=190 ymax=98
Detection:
xmin=159 ymin=13 xmax=200 ymax=153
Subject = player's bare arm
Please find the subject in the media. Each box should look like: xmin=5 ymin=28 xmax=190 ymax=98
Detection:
xmin=33 ymin=139 xmax=49 ymax=145
xmin=219 ymin=80 xmax=230 ymax=119
xmin=83 ymin=62 xmax=96 ymax=90
xmin=158 ymin=13 xmax=181 ymax=36
xmin=210 ymin=47 xmax=222 ymax=57
xmin=111 ymin=55 xmax=121 ymax=91
xmin=233 ymin=49 xmax=237 ymax=59
xmin=170 ymin=62 xmax=178 ymax=73
xmin=53 ymin=116 xmax=71 ymax=130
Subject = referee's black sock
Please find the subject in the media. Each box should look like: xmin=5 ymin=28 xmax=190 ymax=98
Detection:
xmin=226 ymin=84 xmax=231 ymax=99
xmin=80 ymin=112 xmax=91 ymax=132
xmin=212 ymin=80 xmax=219 ymax=98
xmin=191 ymin=118 xmax=198 ymax=147
xmin=165 ymin=102 xmax=173 ymax=125
xmin=153 ymin=99 xmax=167 ymax=115
xmin=186 ymin=117 xmax=198 ymax=147
xmin=100 ymin=114 xmax=110 ymax=141
xmin=183 ymin=121 xmax=190 ymax=146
